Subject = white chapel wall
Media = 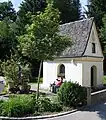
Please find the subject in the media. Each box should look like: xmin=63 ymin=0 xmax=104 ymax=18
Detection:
xmin=82 ymin=61 xmax=103 ymax=87
xmin=84 ymin=22 xmax=103 ymax=57
xmin=43 ymin=60 xmax=83 ymax=89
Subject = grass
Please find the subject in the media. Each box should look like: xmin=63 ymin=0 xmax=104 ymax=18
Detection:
xmin=103 ymin=76 xmax=106 ymax=84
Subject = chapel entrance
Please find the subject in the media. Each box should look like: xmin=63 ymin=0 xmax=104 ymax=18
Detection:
xmin=91 ymin=66 xmax=97 ymax=87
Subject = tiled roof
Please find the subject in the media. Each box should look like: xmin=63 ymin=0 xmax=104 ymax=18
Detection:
xmin=59 ymin=17 xmax=94 ymax=57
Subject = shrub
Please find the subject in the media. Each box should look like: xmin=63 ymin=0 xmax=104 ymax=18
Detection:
xmin=37 ymin=97 xmax=62 ymax=112
xmin=1 ymin=59 xmax=19 ymax=85
xmin=57 ymin=81 xmax=87 ymax=107
xmin=0 ymin=94 xmax=63 ymax=117
xmin=1 ymin=58 xmax=31 ymax=93
xmin=0 ymin=95 xmax=34 ymax=117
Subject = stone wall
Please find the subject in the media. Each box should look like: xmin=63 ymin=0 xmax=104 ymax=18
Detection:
xmin=91 ymin=89 xmax=106 ymax=104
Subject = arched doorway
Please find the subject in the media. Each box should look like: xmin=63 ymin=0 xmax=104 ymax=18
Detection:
xmin=57 ymin=64 xmax=65 ymax=78
xmin=91 ymin=66 xmax=97 ymax=87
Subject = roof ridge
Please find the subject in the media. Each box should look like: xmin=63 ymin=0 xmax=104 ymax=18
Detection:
xmin=60 ymin=17 xmax=94 ymax=26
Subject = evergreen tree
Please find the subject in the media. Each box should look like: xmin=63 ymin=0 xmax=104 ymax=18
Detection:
xmin=0 ymin=1 xmax=16 ymax=22
xmin=87 ymin=0 xmax=106 ymax=28
xmin=0 ymin=20 xmax=18 ymax=60
xmin=53 ymin=0 xmax=81 ymax=24
xmin=17 ymin=0 xmax=47 ymax=35
xmin=0 ymin=1 xmax=17 ymax=60
xmin=100 ymin=15 xmax=106 ymax=56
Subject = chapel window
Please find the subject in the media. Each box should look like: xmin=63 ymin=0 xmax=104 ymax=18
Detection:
xmin=92 ymin=43 xmax=96 ymax=53
xmin=57 ymin=64 xmax=65 ymax=78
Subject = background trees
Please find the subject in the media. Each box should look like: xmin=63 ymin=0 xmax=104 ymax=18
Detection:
xmin=53 ymin=0 xmax=81 ymax=24
xmin=100 ymin=15 xmax=106 ymax=56
xmin=17 ymin=0 xmax=47 ymax=35
xmin=0 ymin=20 xmax=18 ymax=61
xmin=87 ymin=0 xmax=106 ymax=29
xmin=17 ymin=0 xmax=81 ymax=34
xmin=0 ymin=1 xmax=17 ymax=61
xmin=0 ymin=1 xmax=16 ymax=22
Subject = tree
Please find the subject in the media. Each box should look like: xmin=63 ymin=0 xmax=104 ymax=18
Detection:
xmin=100 ymin=15 xmax=106 ymax=74
xmin=0 ymin=20 xmax=18 ymax=60
xmin=87 ymin=0 xmax=106 ymax=28
xmin=0 ymin=1 xmax=16 ymax=22
xmin=100 ymin=15 xmax=106 ymax=56
xmin=53 ymin=0 xmax=81 ymax=24
xmin=0 ymin=1 xmax=18 ymax=61
xmin=17 ymin=0 xmax=46 ymax=35
xmin=17 ymin=1 xmax=47 ymax=76
xmin=18 ymin=4 xmax=72 ymax=98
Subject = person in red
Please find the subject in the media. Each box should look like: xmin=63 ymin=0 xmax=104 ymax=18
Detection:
xmin=53 ymin=77 xmax=63 ymax=93
xmin=55 ymin=78 xmax=62 ymax=86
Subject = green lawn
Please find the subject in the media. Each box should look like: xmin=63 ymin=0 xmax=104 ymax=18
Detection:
xmin=103 ymin=76 xmax=106 ymax=84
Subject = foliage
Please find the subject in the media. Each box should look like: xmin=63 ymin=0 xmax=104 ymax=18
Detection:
xmin=17 ymin=0 xmax=46 ymax=35
xmin=0 ymin=1 xmax=18 ymax=63
xmin=1 ymin=58 xmax=19 ymax=84
xmin=1 ymin=58 xmax=31 ymax=93
xmin=53 ymin=0 xmax=81 ymax=24
xmin=31 ymin=94 xmax=62 ymax=113
xmin=0 ymin=20 xmax=18 ymax=60
xmin=57 ymin=81 xmax=87 ymax=107
xmin=0 ymin=1 xmax=16 ymax=22
xmin=86 ymin=0 xmax=106 ymax=28
xmin=1 ymin=58 xmax=30 ymax=83
xmin=18 ymin=4 xmax=71 ymax=61
xmin=0 ymin=94 xmax=63 ymax=117
xmin=0 ymin=95 xmax=34 ymax=117
xmin=16 ymin=0 xmax=47 ymax=76
xmin=100 ymin=15 xmax=106 ymax=56
xmin=38 ymin=97 xmax=62 ymax=112
xmin=103 ymin=75 xmax=106 ymax=84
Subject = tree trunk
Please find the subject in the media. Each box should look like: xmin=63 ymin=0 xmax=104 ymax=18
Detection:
xmin=37 ymin=60 xmax=42 ymax=100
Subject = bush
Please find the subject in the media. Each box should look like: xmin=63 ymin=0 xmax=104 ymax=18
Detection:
xmin=57 ymin=81 xmax=87 ymax=107
xmin=36 ymin=97 xmax=62 ymax=113
xmin=1 ymin=58 xmax=31 ymax=93
xmin=0 ymin=95 xmax=34 ymax=117
xmin=0 ymin=94 xmax=63 ymax=117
